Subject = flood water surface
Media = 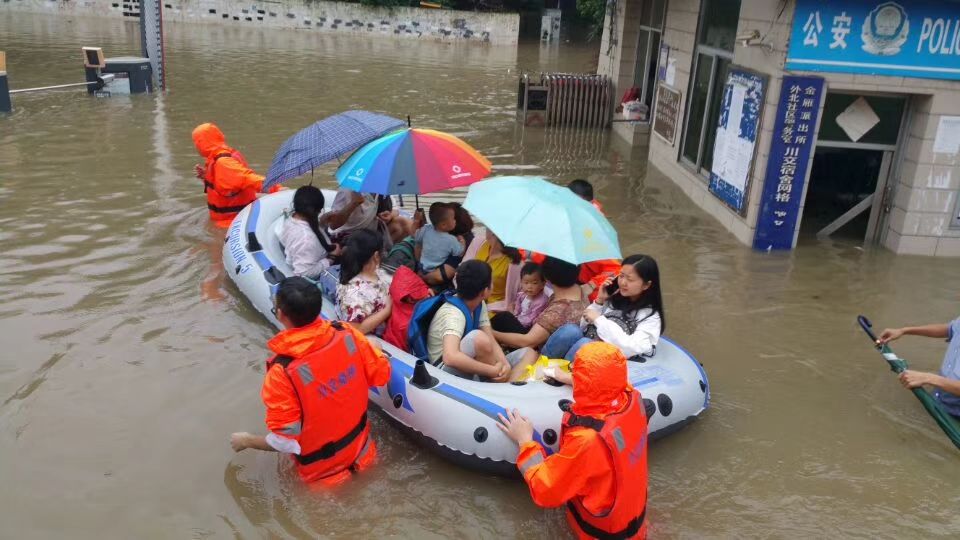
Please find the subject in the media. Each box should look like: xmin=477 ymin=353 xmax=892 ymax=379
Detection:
xmin=1 ymin=12 xmax=959 ymax=539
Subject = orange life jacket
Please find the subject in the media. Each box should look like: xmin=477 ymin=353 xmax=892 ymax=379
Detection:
xmin=519 ymin=249 xmax=546 ymax=265
xmin=580 ymin=259 xmax=621 ymax=303
xmin=203 ymin=150 xmax=257 ymax=226
xmin=562 ymin=389 xmax=648 ymax=540
xmin=267 ymin=322 xmax=374 ymax=483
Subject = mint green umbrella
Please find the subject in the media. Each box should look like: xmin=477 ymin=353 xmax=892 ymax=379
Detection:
xmin=463 ymin=176 xmax=621 ymax=264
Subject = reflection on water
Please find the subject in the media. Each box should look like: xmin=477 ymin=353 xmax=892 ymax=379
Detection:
xmin=1 ymin=12 xmax=960 ymax=539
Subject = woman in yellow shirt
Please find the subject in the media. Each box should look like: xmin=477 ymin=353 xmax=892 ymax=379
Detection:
xmin=463 ymin=229 xmax=521 ymax=313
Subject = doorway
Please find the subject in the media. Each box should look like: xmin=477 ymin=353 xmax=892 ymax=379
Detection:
xmin=801 ymin=148 xmax=892 ymax=241
xmin=800 ymin=93 xmax=906 ymax=245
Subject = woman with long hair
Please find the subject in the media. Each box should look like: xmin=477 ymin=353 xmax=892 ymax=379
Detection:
xmin=279 ymin=186 xmax=339 ymax=279
xmin=336 ymin=229 xmax=392 ymax=336
xmin=540 ymin=254 xmax=665 ymax=363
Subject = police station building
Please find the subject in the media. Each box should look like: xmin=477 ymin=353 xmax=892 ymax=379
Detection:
xmin=599 ymin=0 xmax=960 ymax=256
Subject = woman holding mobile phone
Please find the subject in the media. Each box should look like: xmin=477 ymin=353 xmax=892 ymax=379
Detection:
xmin=539 ymin=254 xmax=665 ymax=365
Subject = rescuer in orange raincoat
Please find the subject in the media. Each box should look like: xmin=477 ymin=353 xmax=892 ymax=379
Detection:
xmin=192 ymin=123 xmax=272 ymax=227
xmin=230 ymin=277 xmax=391 ymax=485
xmin=497 ymin=342 xmax=649 ymax=539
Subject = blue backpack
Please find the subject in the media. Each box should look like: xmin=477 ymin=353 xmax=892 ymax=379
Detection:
xmin=407 ymin=292 xmax=483 ymax=362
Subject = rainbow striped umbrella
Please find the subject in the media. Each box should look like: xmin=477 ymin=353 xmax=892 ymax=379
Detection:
xmin=335 ymin=128 xmax=492 ymax=195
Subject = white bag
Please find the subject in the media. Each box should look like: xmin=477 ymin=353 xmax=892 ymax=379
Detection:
xmin=621 ymin=99 xmax=647 ymax=121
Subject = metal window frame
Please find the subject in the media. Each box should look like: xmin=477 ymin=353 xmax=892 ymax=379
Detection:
xmin=952 ymin=189 xmax=960 ymax=229
xmin=679 ymin=0 xmax=739 ymax=177
xmin=634 ymin=0 xmax=668 ymax=115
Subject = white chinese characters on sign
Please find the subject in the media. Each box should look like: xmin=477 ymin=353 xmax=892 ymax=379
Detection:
xmin=774 ymin=85 xmax=819 ymax=224
xmin=830 ymin=11 xmax=852 ymax=49
xmin=803 ymin=11 xmax=824 ymax=46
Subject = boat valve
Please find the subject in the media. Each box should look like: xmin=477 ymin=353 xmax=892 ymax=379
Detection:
xmin=410 ymin=360 xmax=438 ymax=390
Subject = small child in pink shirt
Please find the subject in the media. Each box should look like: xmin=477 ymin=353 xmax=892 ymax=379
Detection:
xmin=490 ymin=262 xmax=551 ymax=334
xmin=514 ymin=262 xmax=550 ymax=330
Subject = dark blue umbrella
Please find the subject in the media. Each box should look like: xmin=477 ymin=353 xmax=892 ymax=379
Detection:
xmin=262 ymin=111 xmax=405 ymax=191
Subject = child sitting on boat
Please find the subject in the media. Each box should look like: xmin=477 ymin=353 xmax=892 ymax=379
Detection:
xmin=279 ymin=186 xmax=340 ymax=279
xmin=491 ymin=262 xmax=550 ymax=334
xmin=415 ymin=202 xmax=465 ymax=287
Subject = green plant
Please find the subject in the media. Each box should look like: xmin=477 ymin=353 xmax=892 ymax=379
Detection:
xmin=576 ymin=0 xmax=607 ymax=39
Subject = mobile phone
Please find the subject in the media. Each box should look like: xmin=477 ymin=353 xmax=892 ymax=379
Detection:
xmin=605 ymin=280 xmax=619 ymax=295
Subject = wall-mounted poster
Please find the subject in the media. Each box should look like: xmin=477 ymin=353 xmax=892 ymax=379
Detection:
xmin=708 ymin=68 xmax=767 ymax=215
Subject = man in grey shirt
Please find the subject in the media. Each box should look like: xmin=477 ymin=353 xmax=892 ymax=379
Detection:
xmin=879 ymin=316 xmax=960 ymax=416
xmin=322 ymin=189 xmax=392 ymax=250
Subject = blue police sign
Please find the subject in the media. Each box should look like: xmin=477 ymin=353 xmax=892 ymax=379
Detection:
xmin=787 ymin=0 xmax=960 ymax=81
xmin=753 ymin=76 xmax=825 ymax=251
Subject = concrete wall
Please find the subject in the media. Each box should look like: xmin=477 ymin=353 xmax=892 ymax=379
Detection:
xmin=885 ymin=92 xmax=960 ymax=256
xmin=597 ymin=0 xmax=649 ymax=150
xmin=1 ymin=0 xmax=520 ymax=45
xmin=639 ymin=0 xmax=960 ymax=256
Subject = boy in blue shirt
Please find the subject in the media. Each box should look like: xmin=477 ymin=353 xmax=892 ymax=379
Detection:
xmin=879 ymin=317 xmax=960 ymax=416
xmin=415 ymin=202 xmax=465 ymax=286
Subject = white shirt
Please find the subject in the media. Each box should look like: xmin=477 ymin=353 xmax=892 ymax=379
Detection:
xmin=581 ymin=303 xmax=661 ymax=358
xmin=265 ymin=433 xmax=301 ymax=454
xmin=279 ymin=217 xmax=332 ymax=279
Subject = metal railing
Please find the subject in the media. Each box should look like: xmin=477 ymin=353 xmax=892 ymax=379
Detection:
xmin=518 ymin=73 xmax=612 ymax=129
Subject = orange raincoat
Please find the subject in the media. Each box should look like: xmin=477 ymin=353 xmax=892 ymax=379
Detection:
xmin=192 ymin=123 xmax=266 ymax=227
xmin=262 ymin=318 xmax=391 ymax=485
xmin=516 ymin=342 xmax=649 ymax=539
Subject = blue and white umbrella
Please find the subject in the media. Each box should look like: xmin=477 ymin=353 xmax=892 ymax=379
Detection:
xmin=262 ymin=111 xmax=405 ymax=191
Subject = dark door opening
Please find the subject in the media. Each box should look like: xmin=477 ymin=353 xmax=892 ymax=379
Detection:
xmin=800 ymin=147 xmax=888 ymax=241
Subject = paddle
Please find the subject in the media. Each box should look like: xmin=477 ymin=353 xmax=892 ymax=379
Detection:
xmin=857 ymin=315 xmax=960 ymax=451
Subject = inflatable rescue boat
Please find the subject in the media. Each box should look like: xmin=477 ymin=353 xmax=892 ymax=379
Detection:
xmin=223 ymin=190 xmax=710 ymax=476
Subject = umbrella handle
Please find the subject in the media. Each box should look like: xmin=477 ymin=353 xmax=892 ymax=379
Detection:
xmin=857 ymin=315 xmax=881 ymax=349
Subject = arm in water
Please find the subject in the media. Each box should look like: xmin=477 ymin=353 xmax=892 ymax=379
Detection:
xmin=231 ymin=364 xmax=301 ymax=454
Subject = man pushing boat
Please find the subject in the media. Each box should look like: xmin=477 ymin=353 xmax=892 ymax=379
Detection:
xmin=230 ymin=277 xmax=391 ymax=485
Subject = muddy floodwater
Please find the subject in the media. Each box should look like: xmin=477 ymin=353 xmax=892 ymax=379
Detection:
xmin=2 ymin=12 xmax=960 ymax=539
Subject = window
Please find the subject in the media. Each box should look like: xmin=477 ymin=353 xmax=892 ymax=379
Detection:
xmin=632 ymin=0 xmax=667 ymax=114
xmin=681 ymin=0 xmax=742 ymax=176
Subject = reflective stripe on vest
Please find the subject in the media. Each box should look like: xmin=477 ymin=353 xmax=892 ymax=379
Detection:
xmin=519 ymin=452 xmax=544 ymax=476
xmin=279 ymin=420 xmax=302 ymax=436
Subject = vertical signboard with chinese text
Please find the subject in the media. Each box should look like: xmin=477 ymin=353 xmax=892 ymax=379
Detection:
xmin=753 ymin=76 xmax=826 ymax=251
xmin=787 ymin=0 xmax=960 ymax=81
xmin=709 ymin=68 xmax=766 ymax=214
xmin=653 ymin=83 xmax=681 ymax=146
